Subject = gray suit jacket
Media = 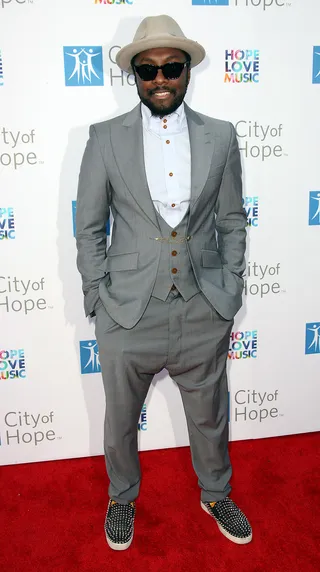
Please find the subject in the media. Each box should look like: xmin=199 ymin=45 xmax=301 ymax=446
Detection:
xmin=76 ymin=103 xmax=247 ymax=328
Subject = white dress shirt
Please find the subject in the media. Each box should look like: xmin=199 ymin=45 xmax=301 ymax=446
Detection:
xmin=141 ymin=102 xmax=191 ymax=228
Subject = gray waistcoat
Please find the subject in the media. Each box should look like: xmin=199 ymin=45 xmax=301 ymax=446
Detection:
xmin=151 ymin=210 xmax=200 ymax=302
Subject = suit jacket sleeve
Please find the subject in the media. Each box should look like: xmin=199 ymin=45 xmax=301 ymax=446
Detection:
xmin=76 ymin=124 xmax=110 ymax=317
xmin=214 ymin=122 xmax=247 ymax=286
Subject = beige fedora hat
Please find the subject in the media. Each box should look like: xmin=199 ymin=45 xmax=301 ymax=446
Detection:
xmin=116 ymin=14 xmax=206 ymax=73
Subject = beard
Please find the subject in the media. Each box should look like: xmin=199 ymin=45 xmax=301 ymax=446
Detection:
xmin=137 ymin=80 xmax=189 ymax=117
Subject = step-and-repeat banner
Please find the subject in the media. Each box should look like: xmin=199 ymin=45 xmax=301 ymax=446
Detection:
xmin=1 ymin=0 xmax=319 ymax=466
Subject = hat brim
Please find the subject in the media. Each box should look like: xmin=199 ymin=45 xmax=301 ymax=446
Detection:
xmin=116 ymin=34 xmax=206 ymax=73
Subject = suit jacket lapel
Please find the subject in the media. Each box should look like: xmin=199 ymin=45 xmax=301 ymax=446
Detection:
xmin=110 ymin=104 xmax=160 ymax=230
xmin=185 ymin=103 xmax=215 ymax=208
xmin=111 ymin=103 xmax=216 ymax=230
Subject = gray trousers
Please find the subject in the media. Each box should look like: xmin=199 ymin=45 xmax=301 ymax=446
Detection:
xmin=95 ymin=289 xmax=234 ymax=504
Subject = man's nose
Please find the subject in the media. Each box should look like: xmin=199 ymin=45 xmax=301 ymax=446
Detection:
xmin=153 ymin=69 xmax=167 ymax=84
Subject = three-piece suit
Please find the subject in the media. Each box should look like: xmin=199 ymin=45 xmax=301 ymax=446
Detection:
xmin=76 ymin=102 xmax=247 ymax=504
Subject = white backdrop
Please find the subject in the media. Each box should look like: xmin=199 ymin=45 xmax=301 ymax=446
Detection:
xmin=1 ymin=0 xmax=319 ymax=466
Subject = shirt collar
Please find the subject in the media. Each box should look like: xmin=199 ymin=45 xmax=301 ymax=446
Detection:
xmin=141 ymin=102 xmax=187 ymax=135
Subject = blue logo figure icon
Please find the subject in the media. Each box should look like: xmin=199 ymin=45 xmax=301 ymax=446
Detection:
xmin=305 ymin=323 xmax=320 ymax=354
xmin=309 ymin=191 xmax=320 ymax=225
xmin=80 ymin=340 xmax=101 ymax=374
xmin=64 ymin=46 xmax=104 ymax=86
xmin=312 ymin=47 xmax=320 ymax=84
xmin=72 ymin=201 xmax=77 ymax=236
xmin=72 ymin=200 xmax=110 ymax=237
xmin=192 ymin=0 xmax=229 ymax=4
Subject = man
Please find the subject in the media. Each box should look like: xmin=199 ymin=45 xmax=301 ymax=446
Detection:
xmin=76 ymin=15 xmax=251 ymax=551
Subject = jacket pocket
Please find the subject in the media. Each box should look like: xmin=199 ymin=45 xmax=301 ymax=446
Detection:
xmin=98 ymin=252 xmax=139 ymax=272
xmin=201 ymin=249 xmax=223 ymax=268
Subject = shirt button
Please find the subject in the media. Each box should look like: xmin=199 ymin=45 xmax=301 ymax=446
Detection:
xmin=163 ymin=125 xmax=168 ymax=129
xmin=172 ymin=250 xmax=177 ymax=256
xmin=171 ymin=268 xmax=178 ymax=274
xmin=166 ymin=140 xmax=170 ymax=144
xmin=171 ymin=231 xmax=177 ymax=237
xmin=169 ymin=172 xmax=173 ymax=177
xmin=171 ymin=203 xmax=176 ymax=208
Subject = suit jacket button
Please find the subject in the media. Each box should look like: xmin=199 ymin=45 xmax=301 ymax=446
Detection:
xmin=171 ymin=268 xmax=178 ymax=274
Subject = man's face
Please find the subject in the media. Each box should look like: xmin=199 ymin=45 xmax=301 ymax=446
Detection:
xmin=133 ymin=47 xmax=190 ymax=117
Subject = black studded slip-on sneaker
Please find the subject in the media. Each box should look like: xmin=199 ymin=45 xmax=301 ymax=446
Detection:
xmin=201 ymin=497 xmax=252 ymax=545
xmin=104 ymin=500 xmax=136 ymax=550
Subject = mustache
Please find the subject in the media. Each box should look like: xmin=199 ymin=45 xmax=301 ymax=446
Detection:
xmin=148 ymin=87 xmax=176 ymax=96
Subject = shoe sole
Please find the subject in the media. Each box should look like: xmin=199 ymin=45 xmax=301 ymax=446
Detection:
xmin=201 ymin=501 xmax=252 ymax=545
xmin=106 ymin=532 xmax=134 ymax=551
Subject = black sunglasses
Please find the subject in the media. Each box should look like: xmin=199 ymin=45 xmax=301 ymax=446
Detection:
xmin=133 ymin=61 xmax=189 ymax=82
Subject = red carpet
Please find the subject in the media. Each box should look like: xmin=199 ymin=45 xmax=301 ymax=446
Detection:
xmin=1 ymin=432 xmax=319 ymax=572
